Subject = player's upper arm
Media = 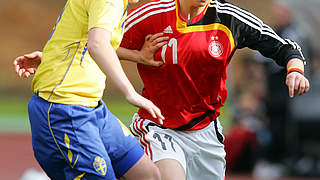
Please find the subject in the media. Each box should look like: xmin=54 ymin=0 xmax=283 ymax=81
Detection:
xmin=87 ymin=28 xmax=112 ymax=55
xmin=85 ymin=0 xmax=123 ymax=32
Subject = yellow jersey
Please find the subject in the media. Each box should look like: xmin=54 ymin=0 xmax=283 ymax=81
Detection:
xmin=32 ymin=0 xmax=128 ymax=107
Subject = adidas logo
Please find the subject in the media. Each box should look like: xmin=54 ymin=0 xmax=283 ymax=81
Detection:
xmin=163 ymin=25 xmax=173 ymax=34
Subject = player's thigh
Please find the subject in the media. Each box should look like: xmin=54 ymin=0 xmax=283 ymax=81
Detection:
xmin=156 ymin=159 xmax=186 ymax=180
xmin=122 ymin=154 xmax=161 ymax=180
xmin=145 ymin=125 xmax=186 ymax=180
xmin=98 ymin=104 xmax=145 ymax=179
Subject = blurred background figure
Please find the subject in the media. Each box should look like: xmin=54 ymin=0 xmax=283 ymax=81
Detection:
xmin=224 ymin=55 xmax=268 ymax=174
xmin=253 ymin=1 xmax=320 ymax=177
xmin=231 ymin=0 xmax=320 ymax=178
xmin=225 ymin=0 xmax=320 ymax=179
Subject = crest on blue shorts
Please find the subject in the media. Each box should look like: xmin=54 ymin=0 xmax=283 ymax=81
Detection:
xmin=93 ymin=156 xmax=107 ymax=176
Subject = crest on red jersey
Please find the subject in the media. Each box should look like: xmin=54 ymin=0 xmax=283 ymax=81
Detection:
xmin=208 ymin=37 xmax=224 ymax=58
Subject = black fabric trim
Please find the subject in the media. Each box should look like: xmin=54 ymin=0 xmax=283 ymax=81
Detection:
xmin=214 ymin=119 xmax=224 ymax=144
xmin=174 ymin=110 xmax=215 ymax=131
xmin=146 ymin=121 xmax=168 ymax=132
xmin=130 ymin=128 xmax=137 ymax=136
xmin=173 ymin=96 xmax=222 ymax=131
xmin=190 ymin=7 xmax=220 ymax=26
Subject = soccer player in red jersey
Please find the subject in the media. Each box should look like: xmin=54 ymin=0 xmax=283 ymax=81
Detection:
xmin=14 ymin=0 xmax=310 ymax=179
xmin=119 ymin=0 xmax=309 ymax=179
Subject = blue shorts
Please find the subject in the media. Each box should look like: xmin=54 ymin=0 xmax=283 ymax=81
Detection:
xmin=28 ymin=94 xmax=144 ymax=180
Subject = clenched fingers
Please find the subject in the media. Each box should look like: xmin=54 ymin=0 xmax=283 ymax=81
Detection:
xmin=13 ymin=56 xmax=24 ymax=74
xmin=286 ymin=72 xmax=310 ymax=98
xmin=18 ymin=69 xmax=26 ymax=78
xmin=297 ymin=79 xmax=305 ymax=96
xmin=24 ymin=72 xmax=31 ymax=78
xmin=149 ymin=33 xmax=165 ymax=42
xmin=151 ymin=36 xmax=169 ymax=46
xmin=145 ymin=34 xmax=152 ymax=41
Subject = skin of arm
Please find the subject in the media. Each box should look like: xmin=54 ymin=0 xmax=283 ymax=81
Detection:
xmin=87 ymin=27 xmax=137 ymax=99
xmin=87 ymin=27 xmax=164 ymax=123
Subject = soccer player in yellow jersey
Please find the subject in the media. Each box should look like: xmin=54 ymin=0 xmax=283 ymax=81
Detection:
xmin=14 ymin=0 xmax=164 ymax=179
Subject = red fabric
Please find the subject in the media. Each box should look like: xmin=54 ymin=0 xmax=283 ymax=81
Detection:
xmin=121 ymin=0 xmax=235 ymax=130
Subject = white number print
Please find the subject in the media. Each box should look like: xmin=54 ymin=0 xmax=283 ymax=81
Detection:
xmin=161 ymin=38 xmax=178 ymax=64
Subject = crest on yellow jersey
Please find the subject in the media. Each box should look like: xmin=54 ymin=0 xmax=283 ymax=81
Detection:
xmin=93 ymin=156 xmax=107 ymax=176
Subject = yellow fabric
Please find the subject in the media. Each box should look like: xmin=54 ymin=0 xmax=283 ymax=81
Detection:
xmin=32 ymin=0 xmax=128 ymax=107
xmin=175 ymin=0 xmax=235 ymax=52
xmin=74 ymin=173 xmax=86 ymax=180
xmin=287 ymin=65 xmax=304 ymax=71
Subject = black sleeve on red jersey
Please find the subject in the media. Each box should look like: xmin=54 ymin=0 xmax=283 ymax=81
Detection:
xmin=215 ymin=1 xmax=305 ymax=67
xmin=233 ymin=17 xmax=305 ymax=66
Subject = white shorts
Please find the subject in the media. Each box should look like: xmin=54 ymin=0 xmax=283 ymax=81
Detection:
xmin=130 ymin=113 xmax=226 ymax=180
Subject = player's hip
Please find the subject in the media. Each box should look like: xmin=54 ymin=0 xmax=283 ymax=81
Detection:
xmin=130 ymin=113 xmax=226 ymax=179
xmin=28 ymin=94 xmax=142 ymax=179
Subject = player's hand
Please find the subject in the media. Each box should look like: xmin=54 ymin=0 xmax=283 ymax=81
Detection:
xmin=13 ymin=51 xmax=42 ymax=78
xmin=286 ymin=72 xmax=310 ymax=98
xmin=126 ymin=91 xmax=164 ymax=125
xmin=139 ymin=33 xmax=169 ymax=66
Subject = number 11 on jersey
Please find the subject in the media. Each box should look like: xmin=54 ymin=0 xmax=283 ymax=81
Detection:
xmin=161 ymin=38 xmax=178 ymax=64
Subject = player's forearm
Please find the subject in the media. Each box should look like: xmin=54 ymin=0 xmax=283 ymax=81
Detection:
xmin=88 ymin=29 xmax=136 ymax=97
xmin=116 ymin=47 xmax=142 ymax=63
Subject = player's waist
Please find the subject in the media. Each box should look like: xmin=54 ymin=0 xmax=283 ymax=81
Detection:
xmin=138 ymin=109 xmax=218 ymax=131
xmin=35 ymin=90 xmax=101 ymax=107
xmin=32 ymin=75 xmax=105 ymax=107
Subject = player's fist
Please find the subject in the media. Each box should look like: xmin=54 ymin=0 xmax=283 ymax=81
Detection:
xmin=286 ymin=72 xmax=310 ymax=98
xmin=13 ymin=51 xmax=42 ymax=78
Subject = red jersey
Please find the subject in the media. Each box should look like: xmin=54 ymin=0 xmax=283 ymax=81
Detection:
xmin=121 ymin=0 xmax=304 ymax=130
